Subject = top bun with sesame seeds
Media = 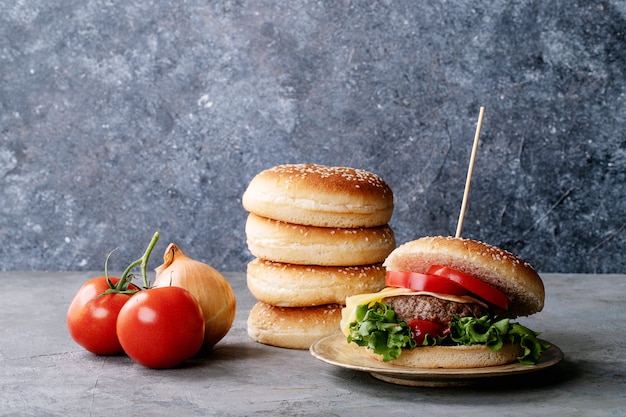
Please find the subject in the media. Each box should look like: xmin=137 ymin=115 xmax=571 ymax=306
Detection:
xmin=383 ymin=236 xmax=545 ymax=317
xmin=242 ymin=164 xmax=393 ymax=228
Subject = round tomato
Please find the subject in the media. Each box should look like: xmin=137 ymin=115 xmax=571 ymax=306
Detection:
xmin=406 ymin=319 xmax=449 ymax=345
xmin=427 ymin=265 xmax=509 ymax=310
xmin=67 ymin=277 xmax=139 ymax=355
xmin=116 ymin=286 xmax=205 ymax=369
xmin=385 ymin=271 xmax=469 ymax=296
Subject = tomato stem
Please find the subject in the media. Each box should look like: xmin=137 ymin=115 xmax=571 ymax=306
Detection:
xmin=94 ymin=232 xmax=160 ymax=298
xmin=103 ymin=247 xmax=126 ymax=290
xmin=118 ymin=231 xmax=160 ymax=289
xmin=140 ymin=231 xmax=160 ymax=288
xmin=100 ymin=247 xmax=134 ymax=293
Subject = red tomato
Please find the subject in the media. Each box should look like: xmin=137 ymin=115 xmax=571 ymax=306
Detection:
xmin=406 ymin=319 xmax=449 ymax=345
xmin=427 ymin=265 xmax=509 ymax=310
xmin=67 ymin=277 xmax=139 ymax=355
xmin=385 ymin=271 xmax=469 ymax=296
xmin=116 ymin=286 xmax=205 ymax=369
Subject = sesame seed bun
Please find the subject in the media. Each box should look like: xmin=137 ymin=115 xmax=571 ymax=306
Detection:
xmin=247 ymin=302 xmax=342 ymax=350
xmin=246 ymin=259 xmax=386 ymax=307
xmin=242 ymin=164 xmax=393 ymax=228
xmin=383 ymin=236 xmax=545 ymax=317
xmin=245 ymin=213 xmax=396 ymax=266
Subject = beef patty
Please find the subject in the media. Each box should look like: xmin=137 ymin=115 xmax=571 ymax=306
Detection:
xmin=383 ymin=295 xmax=488 ymax=327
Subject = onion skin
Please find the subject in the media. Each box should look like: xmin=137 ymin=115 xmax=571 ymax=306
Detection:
xmin=154 ymin=243 xmax=236 ymax=350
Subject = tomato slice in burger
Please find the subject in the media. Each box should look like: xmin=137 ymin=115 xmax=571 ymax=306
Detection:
xmin=385 ymin=271 xmax=469 ymax=296
xmin=406 ymin=319 xmax=450 ymax=345
xmin=427 ymin=265 xmax=509 ymax=311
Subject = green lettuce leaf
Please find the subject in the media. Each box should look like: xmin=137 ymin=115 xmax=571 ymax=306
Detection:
xmin=449 ymin=315 xmax=551 ymax=364
xmin=347 ymin=303 xmax=551 ymax=364
xmin=347 ymin=302 xmax=416 ymax=362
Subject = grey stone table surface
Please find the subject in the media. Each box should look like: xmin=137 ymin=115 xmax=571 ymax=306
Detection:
xmin=1 ymin=271 xmax=624 ymax=416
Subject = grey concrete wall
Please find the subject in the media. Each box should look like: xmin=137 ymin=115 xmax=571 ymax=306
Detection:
xmin=1 ymin=1 xmax=624 ymax=273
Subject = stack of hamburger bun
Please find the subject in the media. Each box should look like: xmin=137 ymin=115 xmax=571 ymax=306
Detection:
xmin=242 ymin=163 xmax=396 ymax=349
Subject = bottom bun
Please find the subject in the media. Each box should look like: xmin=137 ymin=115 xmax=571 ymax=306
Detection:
xmin=361 ymin=343 xmax=524 ymax=369
xmin=247 ymin=259 xmax=386 ymax=307
xmin=247 ymin=302 xmax=342 ymax=350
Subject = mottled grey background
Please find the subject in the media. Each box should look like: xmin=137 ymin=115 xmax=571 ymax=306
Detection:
xmin=1 ymin=1 xmax=624 ymax=273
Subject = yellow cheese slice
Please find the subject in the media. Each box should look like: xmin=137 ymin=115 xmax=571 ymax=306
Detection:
xmin=340 ymin=287 xmax=486 ymax=335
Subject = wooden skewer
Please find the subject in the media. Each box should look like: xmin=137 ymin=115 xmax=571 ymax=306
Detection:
xmin=455 ymin=106 xmax=485 ymax=238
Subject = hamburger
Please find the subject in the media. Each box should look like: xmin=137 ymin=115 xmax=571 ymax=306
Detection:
xmin=340 ymin=236 xmax=551 ymax=368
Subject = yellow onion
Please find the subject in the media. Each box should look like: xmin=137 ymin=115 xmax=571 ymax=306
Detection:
xmin=154 ymin=243 xmax=236 ymax=350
